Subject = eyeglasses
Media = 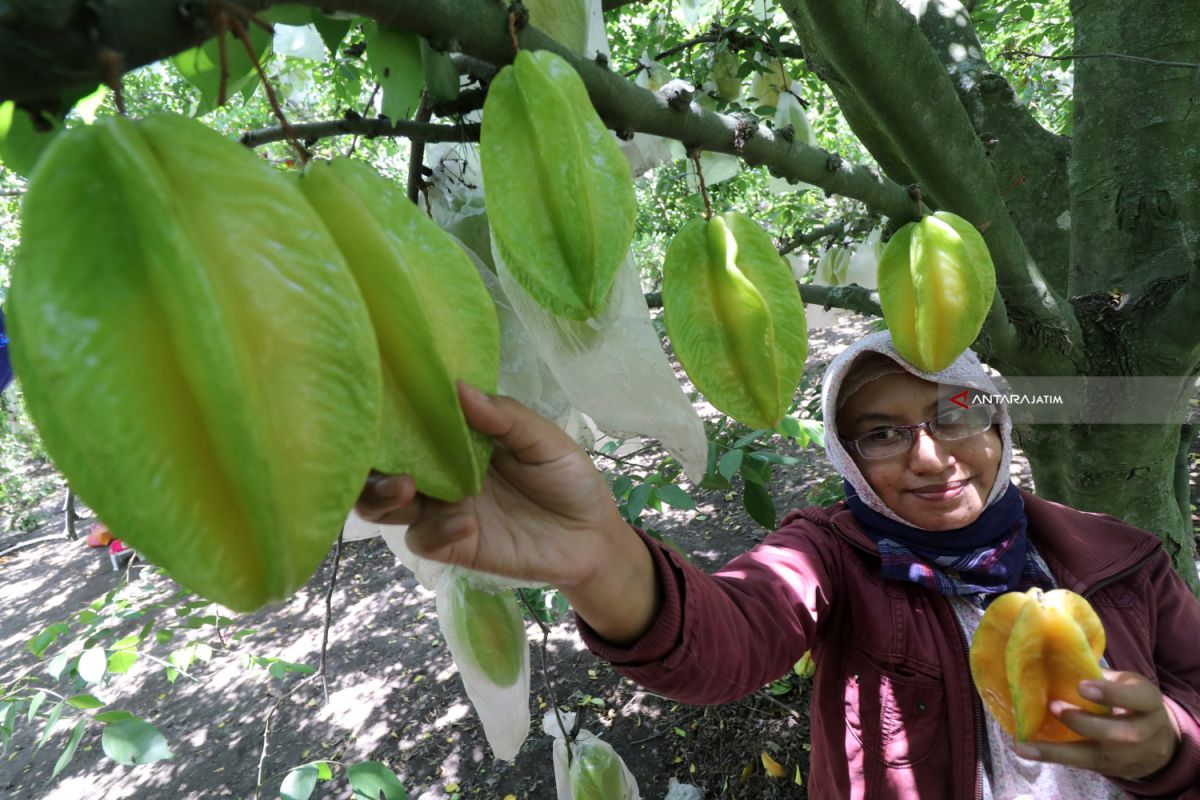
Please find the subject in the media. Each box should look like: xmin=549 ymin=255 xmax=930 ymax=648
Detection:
xmin=841 ymin=405 xmax=996 ymax=459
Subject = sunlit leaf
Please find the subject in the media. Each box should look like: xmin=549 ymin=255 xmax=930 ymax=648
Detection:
xmin=51 ymin=719 xmax=87 ymax=779
xmin=365 ymin=24 xmax=424 ymax=121
xmin=101 ymin=717 xmax=173 ymax=765
xmin=348 ymin=761 xmax=408 ymax=800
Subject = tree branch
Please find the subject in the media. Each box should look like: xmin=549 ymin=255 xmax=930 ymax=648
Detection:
xmin=239 ymin=115 xmax=479 ymax=148
xmin=914 ymin=1 xmax=1072 ymax=299
xmin=645 ymin=282 xmax=881 ymax=317
xmin=780 ymin=0 xmax=1082 ymax=376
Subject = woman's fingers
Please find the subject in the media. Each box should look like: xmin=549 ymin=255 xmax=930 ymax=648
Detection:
xmin=1015 ymin=671 xmax=1181 ymax=779
xmin=355 ymin=473 xmax=422 ymax=525
xmin=457 ymin=381 xmax=578 ymax=465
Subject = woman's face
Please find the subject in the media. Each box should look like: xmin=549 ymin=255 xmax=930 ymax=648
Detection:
xmin=837 ymin=371 xmax=1002 ymax=531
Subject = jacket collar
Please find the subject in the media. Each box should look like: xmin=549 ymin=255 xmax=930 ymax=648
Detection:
xmin=789 ymin=490 xmax=1163 ymax=594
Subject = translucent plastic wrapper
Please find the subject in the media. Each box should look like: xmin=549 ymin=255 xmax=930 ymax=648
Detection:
xmin=543 ymin=711 xmax=640 ymax=800
xmin=490 ymin=241 xmax=708 ymax=483
xmin=768 ymin=82 xmax=818 ymax=195
xmin=806 ymin=245 xmax=852 ymax=329
xmin=843 ymin=225 xmax=883 ymax=290
xmin=435 ymin=567 xmax=531 ymax=760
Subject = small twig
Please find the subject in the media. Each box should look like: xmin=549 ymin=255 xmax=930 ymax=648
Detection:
xmin=228 ymin=15 xmax=309 ymax=164
xmin=345 ymin=82 xmax=381 ymax=158
xmin=516 ymin=589 xmax=572 ymax=763
xmin=254 ymin=535 xmax=342 ymax=799
xmin=689 ymin=150 xmax=713 ymax=219
xmin=1001 ymin=48 xmax=1200 ymax=71
xmin=407 ymin=94 xmax=434 ymax=204
xmin=754 ymin=688 xmax=803 ymax=719
xmin=319 ymin=531 xmax=343 ymax=705
xmin=242 ymin=117 xmax=479 ymax=149
xmin=255 ymin=671 xmax=322 ymax=800
xmin=629 ymin=706 xmax=704 ymax=744
xmin=506 ymin=2 xmax=527 ymax=53
xmin=0 ymin=189 xmax=24 ymax=197
xmin=62 ymin=489 xmax=78 ymax=541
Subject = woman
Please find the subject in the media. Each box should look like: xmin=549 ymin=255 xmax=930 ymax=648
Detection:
xmin=357 ymin=331 xmax=1200 ymax=799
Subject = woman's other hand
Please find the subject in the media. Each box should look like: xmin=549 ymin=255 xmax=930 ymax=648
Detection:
xmin=1013 ymin=669 xmax=1182 ymax=780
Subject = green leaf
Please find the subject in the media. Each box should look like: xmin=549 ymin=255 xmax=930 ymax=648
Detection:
xmin=717 ymin=448 xmax=744 ymax=480
xmin=47 ymin=652 xmax=71 ymax=680
xmin=36 ymin=702 xmax=63 ymax=749
xmin=172 ymin=24 xmax=273 ymax=113
xmin=262 ymin=4 xmax=314 ymax=24
xmin=733 ymin=429 xmax=770 ymax=448
xmin=739 ymin=457 xmax=771 ymax=487
xmin=107 ymin=649 xmax=138 ymax=674
xmin=611 ymin=475 xmax=633 ymax=500
xmin=316 ymin=761 xmax=334 ymax=780
xmin=365 ymin=25 xmax=424 ymax=120
xmin=654 ymin=483 xmax=696 ymax=510
xmin=78 ymin=646 xmax=108 ymax=684
xmin=93 ymin=710 xmax=135 ymax=724
xmin=776 ymin=415 xmax=807 ymax=446
xmin=51 ymin=719 xmax=86 ymax=779
xmin=348 ymin=761 xmax=408 ymax=800
xmin=29 ymin=622 xmax=70 ymax=658
xmin=111 ymin=634 xmax=141 ymax=650
xmin=420 ymin=38 xmax=460 ymax=103
xmin=66 ymin=694 xmax=105 ymax=710
xmin=27 ymin=691 xmax=46 ymax=724
xmin=800 ymin=419 xmax=825 ymax=447
xmin=743 ymin=482 xmax=777 ymax=529
xmin=625 ymin=482 xmax=655 ymax=522
xmin=0 ymin=701 xmax=15 ymax=734
xmin=313 ymin=14 xmax=356 ymax=57
xmin=101 ymin=718 xmax=173 ymax=766
xmin=0 ymin=102 xmax=63 ymax=178
xmin=155 ymin=630 xmax=174 ymax=645
xmin=281 ymin=764 xmax=319 ymax=800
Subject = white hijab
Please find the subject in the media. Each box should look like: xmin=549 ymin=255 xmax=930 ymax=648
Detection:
xmin=821 ymin=331 xmax=1014 ymax=528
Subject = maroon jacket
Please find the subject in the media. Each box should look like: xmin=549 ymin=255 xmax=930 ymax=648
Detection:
xmin=581 ymin=491 xmax=1200 ymax=798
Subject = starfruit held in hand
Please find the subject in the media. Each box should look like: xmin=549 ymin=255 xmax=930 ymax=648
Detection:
xmin=970 ymin=588 xmax=1109 ymax=743
xmin=876 ymin=211 xmax=997 ymax=373
xmin=662 ymin=212 xmax=808 ymax=429
xmin=9 ymin=114 xmax=382 ymax=611
xmin=298 ymin=158 xmax=499 ymax=501
xmin=480 ymin=49 xmax=637 ymax=321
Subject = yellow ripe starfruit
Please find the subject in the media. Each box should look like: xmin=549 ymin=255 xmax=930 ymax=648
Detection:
xmin=8 ymin=114 xmax=381 ymax=611
xmin=970 ymin=588 xmax=1109 ymax=742
xmin=876 ymin=210 xmax=997 ymax=373
xmin=662 ymin=212 xmax=808 ymax=429
xmin=480 ymin=49 xmax=637 ymax=321
xmin=297 ymin=158 xmax=499 ymax=502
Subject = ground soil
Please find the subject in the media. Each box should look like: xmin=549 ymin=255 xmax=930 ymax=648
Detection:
xmin=1 ymin=315 xmax=1196 ymax=800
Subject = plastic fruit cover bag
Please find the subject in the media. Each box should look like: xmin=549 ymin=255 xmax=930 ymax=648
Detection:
xmin=435 ymin=566 xmax=532 ymax=760
xmin=490 ymin=241 xmax=708 ymax=483
xmin=543 ymin=711 xmax=640 ymax=800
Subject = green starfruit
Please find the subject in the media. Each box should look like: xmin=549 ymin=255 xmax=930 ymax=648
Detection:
xmin=569 ymin=738 xmax=633 ymax=800
xmin=298 ymin=158 xmax=499 ymax=502
xmin=446 ymin=575 xmax=526 ymax=688
xmin=662 ymin=212 xmax=808 ymax=429
xmin=877 ymin=211 xmax=997 ymax=373
xmin=480 ymin=49 xmax=637 ymax=321
xmin=8 ymin=114 xmax=381 ymax=611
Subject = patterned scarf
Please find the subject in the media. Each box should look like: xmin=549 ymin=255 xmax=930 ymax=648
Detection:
xmin=844 ymin=480 xmax=1054 ymax=596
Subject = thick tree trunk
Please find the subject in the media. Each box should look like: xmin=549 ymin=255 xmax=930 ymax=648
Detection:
xmin=1017 ymin=423 xmax=1199 ymax=593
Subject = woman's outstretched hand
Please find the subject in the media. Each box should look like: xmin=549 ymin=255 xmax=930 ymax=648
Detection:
xmin=1013 ymin=669 xmax=1181 ymax=780
xmin=355 ymin=382 xmax=661 ymax=645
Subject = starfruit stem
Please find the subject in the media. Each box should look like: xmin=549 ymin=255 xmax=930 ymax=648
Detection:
xmin=227 ymin=13 xmax=311 ymax=165
xmin=689 ymin=149 xmax=713 ymax=220
xmin=506 ymin=2 xmax=526 ymax=53
xmin=516 ymin=588 xmax=574 ymax=764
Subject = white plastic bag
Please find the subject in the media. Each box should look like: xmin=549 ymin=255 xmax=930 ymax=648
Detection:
xmin=544 ymin=711 xmax=640 ymax=800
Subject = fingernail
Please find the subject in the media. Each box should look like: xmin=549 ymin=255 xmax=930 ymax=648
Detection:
xmin=458 ymin=381 xmax=491 ymax=405
xmin=374 ymin=476 xmax=404 ymax=497
xmin=1014 ymin=743 xmax=1040 ymax=759
xmin=1079 ymin=682 xmax=1102 ymax=701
